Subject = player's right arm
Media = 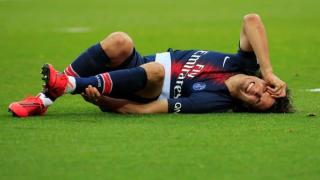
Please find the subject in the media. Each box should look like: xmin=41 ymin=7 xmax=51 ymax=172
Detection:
xmin=240 ymin=13 xmax=286 ymax=98
xmin=82 ymin=86 xmax=229 ymax=114
xmin=81 ymin=85 xmax=168 ymax=114
xmin=96 ymin=96 xmax=169 ymax=114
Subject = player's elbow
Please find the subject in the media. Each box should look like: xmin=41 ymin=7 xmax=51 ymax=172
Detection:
xmin=243 ymin=13 xmax=261 ymax=25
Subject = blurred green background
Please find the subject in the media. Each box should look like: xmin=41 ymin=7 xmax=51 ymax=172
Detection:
xmin=1 ymin=0 xmax=320 ymax=179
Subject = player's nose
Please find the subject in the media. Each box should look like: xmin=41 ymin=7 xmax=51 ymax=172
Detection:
xmin=253 ymin=86 xmax=262 ymax=98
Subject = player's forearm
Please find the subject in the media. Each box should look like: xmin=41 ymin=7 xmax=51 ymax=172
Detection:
xmin=243 ymin=14 xmax=273 ymax=76
xmin=95 ymin=96 xmax=168 ymax=114
xmin=95 ymin=96 xmax=140 ymax=113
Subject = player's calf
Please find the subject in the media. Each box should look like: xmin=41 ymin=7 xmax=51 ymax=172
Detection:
xmin=42 ymin=63 xmax=150 ymax=98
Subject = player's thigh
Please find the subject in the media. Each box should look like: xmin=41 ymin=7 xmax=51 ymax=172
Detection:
xmin=134 ymin=80 xmax=163 ymax=99
xmin=134 ymin=62 xmax=164 ymax=99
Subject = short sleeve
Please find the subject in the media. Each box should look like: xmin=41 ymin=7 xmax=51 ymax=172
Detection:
xmin=167 ymin=92 xmax=232 ymax=113
xmin=236 ymin=49 xmax=260 ymax=75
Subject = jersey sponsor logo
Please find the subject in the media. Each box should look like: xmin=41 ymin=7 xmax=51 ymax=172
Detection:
xmin=173 ymin=50 xmax=208 ymax=98
xmin=192 ymin=82 xmax=206 ymax=91
xmin=222 ymin=56 xmax=230 ymax=68
xmin=174 ymin=102 xmax=182 ymax=112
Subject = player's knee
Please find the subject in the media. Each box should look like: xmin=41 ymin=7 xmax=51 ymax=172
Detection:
xmin=152 ymin=63 xmax=165 ymax=82
xmin=101 ymin=32 xmax=134 ymax=60
xmin=243 ymin=13 xmax=261 ymax=24
xmin=106 ymin=32 xmax=133 ymax=47
xmin=141 ymin=62 xmax=165 ymax=82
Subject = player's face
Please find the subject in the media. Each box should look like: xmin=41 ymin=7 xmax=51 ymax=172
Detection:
xmin=232 ymin=75 xmax=276 ymax=110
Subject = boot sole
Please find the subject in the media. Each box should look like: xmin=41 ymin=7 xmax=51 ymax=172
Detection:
xmin=41 ymin=63 xmax=50 ymax=92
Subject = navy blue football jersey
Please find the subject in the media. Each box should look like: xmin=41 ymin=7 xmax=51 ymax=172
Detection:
xmin=166 ymin=49 xmax=259 ymax=113
xmin=99 ymin=47 xmax=259 ymax=113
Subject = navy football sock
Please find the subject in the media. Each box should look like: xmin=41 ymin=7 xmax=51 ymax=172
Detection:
xmin=64 ymin=43 xmax=110 ymax=77
xmin=73 ymin=76 xmax=103 ymax=94
xmin=73 ymin=67 xmax=147 ymax=95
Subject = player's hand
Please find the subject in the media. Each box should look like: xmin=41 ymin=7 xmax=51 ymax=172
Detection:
xmin=264 ymin=73 xmax=287 ymax=98
xmin=81 ymin=85 xmax=102 ymax=105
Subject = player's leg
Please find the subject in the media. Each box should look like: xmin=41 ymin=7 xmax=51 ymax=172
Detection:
xmin=42 ymin=62 xmax=164 ymax=99
xmin=134 ymin=62 xmax=164 ymax=99
xmin=8 ymin=60 xmax=162 ymax=118
xmin=8 ymin=32 xmax=135 ymax=116
xmin=8 ymin=32 xmax=142 ymax=117
xmin=64 ymin=31 xmax=134 ymax=77
xmin=44 ymin=32 xmax=136 ymax=103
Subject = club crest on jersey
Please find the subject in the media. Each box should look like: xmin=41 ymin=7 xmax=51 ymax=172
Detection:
xmin=192 ymin=82 xmax=206 ymax=91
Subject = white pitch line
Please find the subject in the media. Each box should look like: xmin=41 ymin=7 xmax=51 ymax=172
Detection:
xmin=57 ymin=27 xmax=91 ymax=33
xmin=306 ymin=88 xmax=320 ymax=92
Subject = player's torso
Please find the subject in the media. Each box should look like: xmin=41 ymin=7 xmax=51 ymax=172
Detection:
xmin=169 ymin=49 xmax=241 ymax=99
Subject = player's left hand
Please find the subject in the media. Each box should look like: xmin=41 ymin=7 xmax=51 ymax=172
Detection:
xmin=264 ymin=73 xmax=287 ymax=98
xmin=81 ymin=85 xmax=102 ymax=105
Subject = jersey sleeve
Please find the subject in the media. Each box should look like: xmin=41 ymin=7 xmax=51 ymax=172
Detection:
xmin=236 ymin=48 xmax=260 ymax=75
xmin=167 ymin=92 xmax=231 ymax=113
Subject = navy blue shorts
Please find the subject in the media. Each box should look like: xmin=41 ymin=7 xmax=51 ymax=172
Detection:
xmin=113 ymin=48 xmax=156 ymax=69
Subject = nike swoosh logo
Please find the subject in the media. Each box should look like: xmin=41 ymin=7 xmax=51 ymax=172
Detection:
xmin=222 ymin=56 xmax=230 ymax=68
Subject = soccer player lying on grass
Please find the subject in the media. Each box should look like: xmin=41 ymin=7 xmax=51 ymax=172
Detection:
xmin=9 ymin=13 xmax=293 ymax=117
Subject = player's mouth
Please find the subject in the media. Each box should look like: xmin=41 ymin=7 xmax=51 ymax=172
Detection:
xmin=246 ymin=82 xmax=255 ymax=94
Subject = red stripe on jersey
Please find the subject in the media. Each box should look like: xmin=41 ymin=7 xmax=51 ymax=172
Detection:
xmin=197 ymin=64 xmax=234 ymax=84
xmin=171 ymin=61 xmax=184 ymax=77
xmin=172 ymin=60 xmax=234 ymax=84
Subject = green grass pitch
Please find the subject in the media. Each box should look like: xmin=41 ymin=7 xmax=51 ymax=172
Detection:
xmin=1 ymin=0 xmax=320 ymax=179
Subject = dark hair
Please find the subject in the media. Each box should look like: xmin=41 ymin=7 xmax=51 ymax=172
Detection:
xmin=232 ymin=71 xmax=294 ymax=113
xmin=232 ymin=88 xmax=294 ymax=113
xmin=264 ymin=88 xmax=294 ymax=113
xmin=232 ymin=88 xmax=295 ymax=113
